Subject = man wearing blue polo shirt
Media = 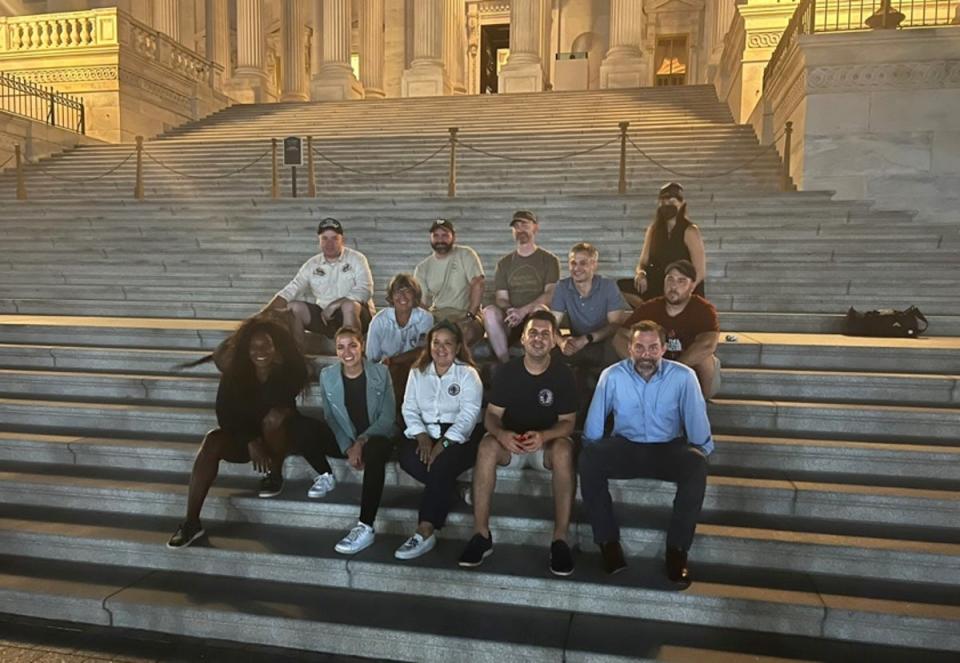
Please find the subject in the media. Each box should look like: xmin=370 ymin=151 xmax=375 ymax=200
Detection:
xmin=579 ymin=319 xmax=712 ymax=588
xmin=550 ymin=242 xmax=629 ymax=369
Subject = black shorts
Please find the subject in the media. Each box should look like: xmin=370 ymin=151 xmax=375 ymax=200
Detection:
xmin=303 ymin=302 xmax=372 ymax=337
xmin=218 ymin=412 xmax=331 ymax=463
xmin=506 ymin=314 xmax=532 ymax=346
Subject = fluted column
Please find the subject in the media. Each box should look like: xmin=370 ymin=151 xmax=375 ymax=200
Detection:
xmin=311 ymin=0 xmax=362 ymax=100
xmin=600 ymin=0 xmax=646 ymax=89
xmin=442 ymin=0 xmax=465 ymax=95
xmin=228 ymin=0 xmax=270 ymax=103
xmin=205 ymin=0 xmax=230 ymax=88
xmin=402 ymin=0 xmax=446 ymax=97
xmin=281 ymin=0 xmax=308 ymax=101
xmin=499 ymin=0 xmax=543 ymax=93
xmin=152 ymin=0 xmax=179 ymax=42
xmin=360 ymin=0 xmax=386 ymax=98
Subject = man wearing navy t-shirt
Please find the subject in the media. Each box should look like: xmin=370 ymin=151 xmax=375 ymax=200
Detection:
xmin=458 ymin=310 xmax=579 ymax=576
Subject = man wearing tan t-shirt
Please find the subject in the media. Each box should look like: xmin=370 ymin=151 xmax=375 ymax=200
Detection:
xmin=482 ymin=210 xmax=560 ymax=363
xmin=413 ymin=218 xmax=485 ymax=345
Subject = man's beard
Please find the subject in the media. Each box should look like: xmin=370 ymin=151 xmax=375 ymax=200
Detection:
xmin=514 ymin=231 xmax=531 ymax=243
xmin=665 ymin=289 xmax=687 ymax=305
xmin=656 ymin=204 xmax=679 ymax=223
xmin=634 ymin=357 xmax=657 ymax=373
xmin=431 ymin=241 xmax=453 ymax=254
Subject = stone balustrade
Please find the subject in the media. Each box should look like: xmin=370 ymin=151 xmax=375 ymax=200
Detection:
xmin=0 ymin=8 xmax=229 ymax=144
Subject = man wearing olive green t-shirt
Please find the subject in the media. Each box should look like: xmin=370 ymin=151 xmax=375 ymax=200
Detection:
xmin=482 ymin=210 xmax=560 ymax=363
xmin=413 ymin=218 xmax=485 ymax=345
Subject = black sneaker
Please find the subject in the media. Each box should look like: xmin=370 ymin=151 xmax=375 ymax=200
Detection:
xmin=258 ymin=472 xmax=284 ymax=498
xmin=167 ymin=520 xmax=205 ymax=549
xmin=549 ymin=540 xmax=574 ymax=577
xmin=458 ymin=533 xmax=493 ymax=568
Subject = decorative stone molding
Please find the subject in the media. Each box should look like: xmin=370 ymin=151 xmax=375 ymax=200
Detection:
xmin=6 ymin=66 xmax=119 ymax=83
xmin=807 ymin=60 xmax=960 ymax=91
xmin=747 ymin=31 xmax=781 ymax=49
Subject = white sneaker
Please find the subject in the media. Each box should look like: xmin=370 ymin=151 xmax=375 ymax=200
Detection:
xmin=394 ymin=532 xmax=437 ymax=560
xmin=334 ymin=522 xmax=375 ymax=555
xmin=307 ymin=472 xmax=336 ymax=498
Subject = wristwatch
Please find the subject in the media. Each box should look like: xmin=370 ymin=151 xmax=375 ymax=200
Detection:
xmin=441 ymin=437 xmax=452 ymax=449
xmin=586 ymin=333 xmax=595 ymax=344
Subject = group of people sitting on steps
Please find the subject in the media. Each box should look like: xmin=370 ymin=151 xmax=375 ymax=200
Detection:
xmin=167 ymin=181 xmax=721 ymax=588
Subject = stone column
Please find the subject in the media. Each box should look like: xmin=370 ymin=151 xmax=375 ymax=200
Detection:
xmin=499 ymin=0 xmax=543 ymax=93
xmin=360 ymin=0 xmax=386 ymax=98
xmin=402 ymin=0 xmax=446 ymax=97
xmin=442 ymin=0 xmax=465 ymax=95
xmin=734 ymin=1 xmax=798 ymax=122
xmin=281 ymin=0 xmax=309 ymax=101
xmin=228 ymin=0 xmax=270 ymax=103
xmin=152 ymin=0 xmax=180 ymax=42
xmin=205 ymin=0 xmax=230 ymax=88
xmin=311 ymin=0 xmax=362 ymax=100
xmin=600 ymin=0 xmax=645 ymax=88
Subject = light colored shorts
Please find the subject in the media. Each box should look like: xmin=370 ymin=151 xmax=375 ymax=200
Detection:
xmin=503 ymin=448 xmax=548 ymax=472
xmin=709 ymin=355 xmax=722 ymax=397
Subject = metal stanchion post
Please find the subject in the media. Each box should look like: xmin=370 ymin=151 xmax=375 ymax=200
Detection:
xmin=307 ymin=136 xmax=316 ymax=197
xmin=618 ymin=121 xmax=629 ymax=195
xmin=134 ymin=136 xmax=144 ymax=200
xmin=15 ymin=144 xmax=27 ymax=200
xmin=781 ymin=121 xmax=793 ymax=192
xmin=448 ymin=127 xmax=458 ymax=199
xmin=271 ymin=138 xmax=279 ymax=199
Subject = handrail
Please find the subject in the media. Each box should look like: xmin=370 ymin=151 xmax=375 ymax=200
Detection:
xmin=0 ymin=71 xmax=85 ymax=134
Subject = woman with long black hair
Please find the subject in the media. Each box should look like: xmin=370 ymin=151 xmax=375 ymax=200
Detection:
xmin=625 ymin=182 xmax=707 ymax=303
xmin=394 ymin=320 xmax=484 ymax=560
xmin=167 ymin=310 xmax=330 ymax=549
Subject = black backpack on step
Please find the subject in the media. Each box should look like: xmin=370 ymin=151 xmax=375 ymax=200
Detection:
xmin=844 ymin=306 xmax=928 ymax=338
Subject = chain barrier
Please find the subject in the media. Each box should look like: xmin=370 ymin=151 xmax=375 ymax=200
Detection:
xmin=311 ymin=142 xmax=449 ymax=178
xmin=626 ymin=128 xmax=787 ymax=180
xmin=454 ymin=135 xmax=619 ymax=162
xmin=31 ymin=151 xmax=135 ymax=183
xmin=0 ymin=154 xmax=13 ymax=170
xmin=144 ymin=148 xmax=271 ymax=180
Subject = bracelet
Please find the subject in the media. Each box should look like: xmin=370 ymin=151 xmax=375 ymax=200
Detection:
xmin=441 ymin=437 xmax=452 ymax=449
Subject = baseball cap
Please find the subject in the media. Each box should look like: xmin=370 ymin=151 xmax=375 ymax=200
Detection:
xmin=430 ymin=218 xmax=456 ymax=233
xmin=510 ymin=210 xmax=538 ymax=226
xmin=658 ymin=182 xmax=684 ymax=200
xmin=664 ymin=259 xmax=697 ymax=281
xmin=317 ymin=217 xmax=344 ymax=235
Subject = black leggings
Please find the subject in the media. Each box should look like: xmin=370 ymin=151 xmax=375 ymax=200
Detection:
xmin=398 ymin=425 xmax=482 ymax=529
xmin=307 ymin=423 xmax=396 ymax=527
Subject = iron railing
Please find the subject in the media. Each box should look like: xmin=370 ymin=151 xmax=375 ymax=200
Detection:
xmin=0 ymin=72 xmax=85 ymax=135
xmin=764 ymin=0 xmax=960 ymax=88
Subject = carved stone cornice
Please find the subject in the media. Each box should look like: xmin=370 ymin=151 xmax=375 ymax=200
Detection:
xmin=747 ymin=31 xmax=781 ymax=49
xmin=806 ymin=60 xmax=960 ymax=92
xmin=5 ymin=66 xmax=118 ymax=83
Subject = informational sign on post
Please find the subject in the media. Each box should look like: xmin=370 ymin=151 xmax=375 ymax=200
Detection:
xmin=283 ymin=136 xmax=303 ymax=197
xmin=283 ymin=136 xmax=303 ymax=167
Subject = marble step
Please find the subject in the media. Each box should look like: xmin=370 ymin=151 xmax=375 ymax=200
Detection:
xmin=0 ymin=506 xmax=958 ymax=618
xmin=2 ymin=553 xmax=955 ymax=660
xmin=2 ymin=425 xmax=956 ymax=489
xmin=0 ymin=448 xmax=956 ymax=530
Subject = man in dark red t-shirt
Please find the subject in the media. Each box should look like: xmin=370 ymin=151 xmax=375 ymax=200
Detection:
xmin=616 ymin=260 xmax=721 ymax=397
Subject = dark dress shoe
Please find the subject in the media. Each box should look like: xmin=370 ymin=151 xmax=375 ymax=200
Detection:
xmin=600 ymin=541 xmax=627 ymax=575
xmin=665 ymin=547 xmax=691 ymax=587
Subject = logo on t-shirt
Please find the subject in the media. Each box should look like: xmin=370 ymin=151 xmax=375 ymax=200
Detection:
xmin=537 ymin=389 xmax=554 ymax=407
xmin=667 ymin=336 xmax=683 ymax=353
xmin=448 ymin=383 xmax=461 ymax=396
xmin=342 ymin=263 xmax=352 ymax=273
xmin=314 ymin=267 xmax=326 ymax=276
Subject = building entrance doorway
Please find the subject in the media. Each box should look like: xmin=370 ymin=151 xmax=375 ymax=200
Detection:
xmin=654 ymin=35 xmax=688 ymax=86
xmin=480 ymin=24 xmax=510 ymax=93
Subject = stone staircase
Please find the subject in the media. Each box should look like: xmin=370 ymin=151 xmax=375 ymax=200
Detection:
xmin=0 ymin=86 xmax=958 ymax=660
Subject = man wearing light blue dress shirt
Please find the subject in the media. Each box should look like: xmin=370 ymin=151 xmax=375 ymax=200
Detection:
xmin=579 ymin=319 xmax=712 ymax=587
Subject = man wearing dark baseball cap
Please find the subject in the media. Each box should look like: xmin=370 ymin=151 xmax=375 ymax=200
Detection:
xmin=414 ymin=217 xmax=486 ymax=345
xmin=618 ymin=259 xmax=720 ymax=397
xmin=482 ymin=210 xmax=560 ymax=363
xmin=265 ymin=217 xmax=375 ymax=342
